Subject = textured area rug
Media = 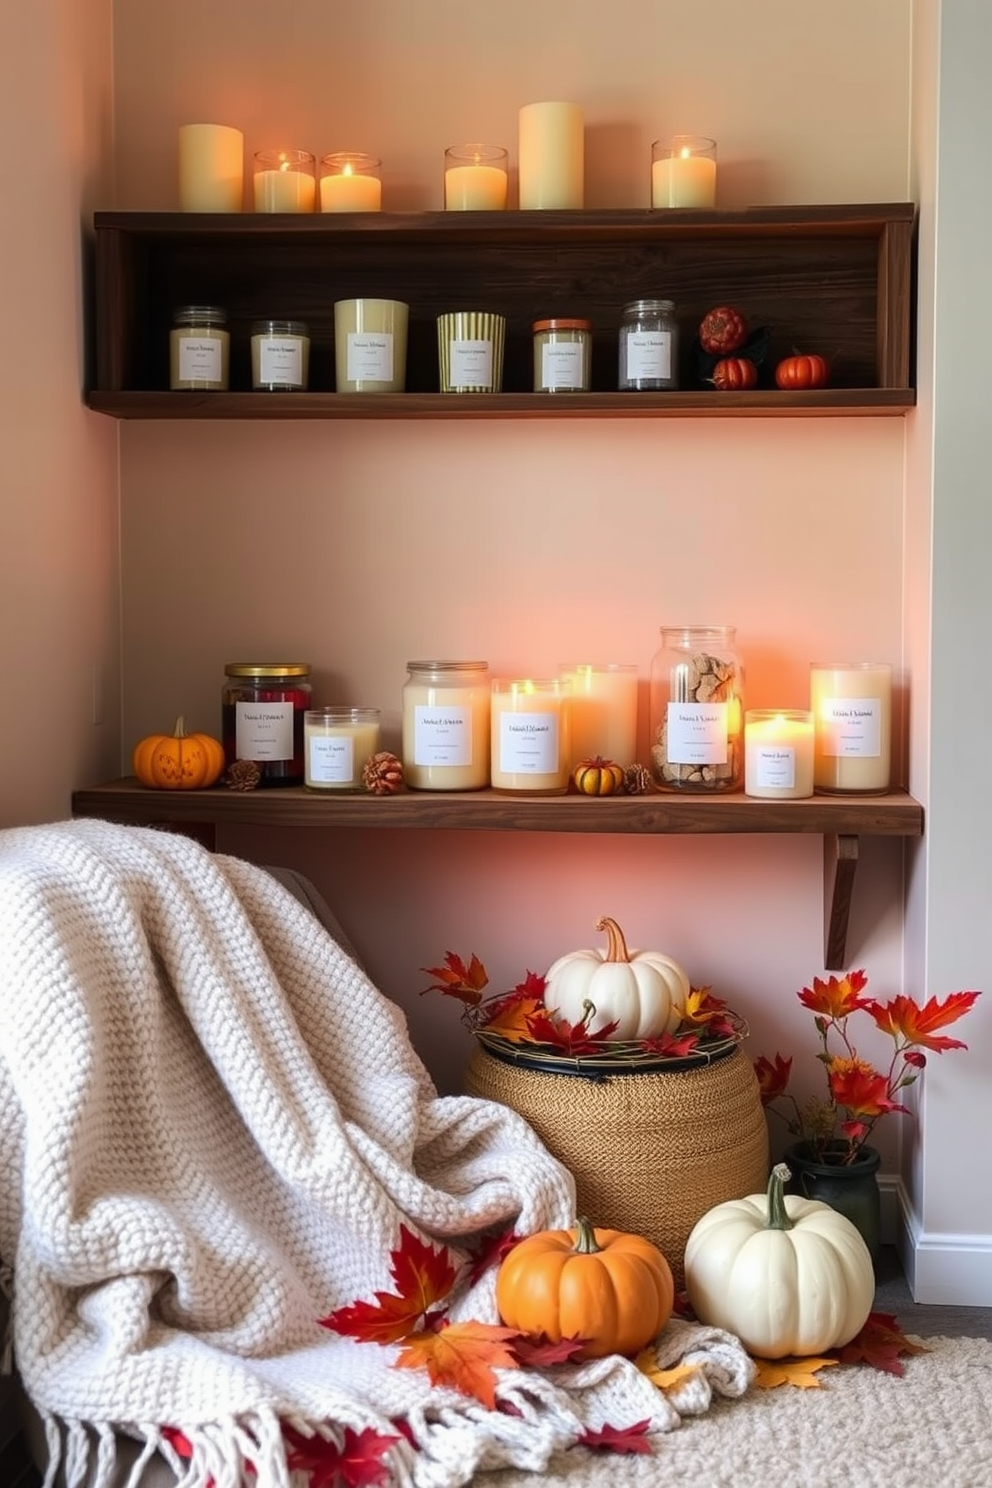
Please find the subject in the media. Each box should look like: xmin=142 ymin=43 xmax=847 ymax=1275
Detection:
xmin=474 ymin=1335 xmax=992 ymax=1488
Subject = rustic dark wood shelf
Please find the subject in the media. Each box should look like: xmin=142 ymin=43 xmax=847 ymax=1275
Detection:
xmin=72 ymin=780 xmax=923 ymax=969
xmin=88 ymin=203 xmax=916 ymax=419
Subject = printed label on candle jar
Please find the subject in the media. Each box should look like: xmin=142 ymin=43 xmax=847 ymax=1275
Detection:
xmin=498 ymin=713 xmax=559 ymax=773
xmin=819 ymin=697 xmax=882 ymax=757
xmin=258 ymin=338 xmax=303 ymax=386
xmin=178 ymin=339 xmax=224 ymax=383
xmin=413 ymin=706 xmax=472 ymax=766
xmin=754 ymin=746 xmax=796 ymax=789
xmin=541 ymin=343 xmax=584 ymax=389
xmin=346 ymin=333 xmax=394 ymax=382
xmin=666 ymin=702 xmax=728 ymax=764
xmin=450 ymin=339 xmax=494 ymax=388
xmin=308 ymin=735 xmax=355 ymax=783
xmin=235 ymin=702 xmax=294 ymax=760
xmin=626 ymin=332 xmax=672 ymax=381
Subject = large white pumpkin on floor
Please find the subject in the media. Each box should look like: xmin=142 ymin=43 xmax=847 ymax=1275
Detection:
xmin=543 ymin=915 xmax=690 ymax=1040
xmin=684 ymin=1162 xmax=875 ymax=1358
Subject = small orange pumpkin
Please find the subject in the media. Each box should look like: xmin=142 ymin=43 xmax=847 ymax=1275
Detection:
xmin=132 ymin=716 xmax=226 ymax=790
xmin=495 ymin=1216 xmax=674 ymax=1359
xmin=572 ymin=757 xmax=625 ymax=796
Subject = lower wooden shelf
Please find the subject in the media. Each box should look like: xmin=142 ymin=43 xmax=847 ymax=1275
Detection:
xmin=71 ymin=780 xmax=924 ymax=970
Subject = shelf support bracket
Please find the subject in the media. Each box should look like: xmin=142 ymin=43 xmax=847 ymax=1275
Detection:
xmin=824 ymin=833 xmax=859 ymax=970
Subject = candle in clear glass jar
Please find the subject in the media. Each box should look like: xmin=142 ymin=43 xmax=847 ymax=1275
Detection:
xmin=491 ymin=678 xmax=571 ymax=793
xmin=305 ymin=708 xmax=380 ymax=791
xmin=559 ymin=663 xmax=637 ymax=770
xmin=221 ymin=662 xmax=311 ymax=786
xmin=401 ymin=661 xmax=490 ymax=790
xmin=810 ymin=662 xmax=892 ymax=793
xmin=744 ymin=710 xmax=815 ymax=799
xmin=253 ymin=150 xmax=316 ymax=212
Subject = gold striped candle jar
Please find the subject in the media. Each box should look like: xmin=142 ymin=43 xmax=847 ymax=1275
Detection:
xmin=437 ymin=310 xmax=506 ymax=392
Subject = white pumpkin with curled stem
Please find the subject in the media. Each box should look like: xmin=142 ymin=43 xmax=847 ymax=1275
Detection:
xmin=683 ymin=1162 xmax=875 ymax=1358
xmin=543 ymin=916 xmax=690 ymax=1040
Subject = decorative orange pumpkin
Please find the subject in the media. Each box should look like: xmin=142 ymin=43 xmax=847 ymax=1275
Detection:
xmin=495 ymin=1216 xmax=674 ymax=1359
xmin=132 ymin=716 xmax=226 ymax=790
xmin=572 ymin=757 xmax=625 ymax=795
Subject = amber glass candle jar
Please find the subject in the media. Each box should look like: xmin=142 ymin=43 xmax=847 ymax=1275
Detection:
xmin=221 ymin=662 xmax=311 ymax=786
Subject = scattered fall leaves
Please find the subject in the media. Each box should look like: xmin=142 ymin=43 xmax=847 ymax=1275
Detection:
xmin=833 ymin=1310 xmax=930 ymax=1376
xmin=574 ymin=1420 xmax=654 ymax=1454
xmin=634 ymin=1353 xmax=704 ymax=1393
xmin=752 ymin=1355 xmax=840 ymax=1389
xmin=396 ymin=1319 xmax=522 ymax=1409
xmin=282 ymin=1423 xmax=401 ymax=1488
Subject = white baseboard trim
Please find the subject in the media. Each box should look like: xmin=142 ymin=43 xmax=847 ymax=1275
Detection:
xmin=886 ymin=1173 xmax=992 ymax=1306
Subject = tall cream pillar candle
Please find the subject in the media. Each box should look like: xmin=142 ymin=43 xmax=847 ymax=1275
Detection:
xmin=810 ymin=662 xmax=892 ymax=793
xmin=491 ymin=678 xmax=571 ymax=792
xmin=518 ymin=102 xmax=584 ymax=209
xmin=178 ymin=124 xmax=244 ymax=212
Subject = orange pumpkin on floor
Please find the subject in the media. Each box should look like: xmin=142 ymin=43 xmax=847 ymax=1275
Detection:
xmin=132 ymin=716 xmax=226 ymax=790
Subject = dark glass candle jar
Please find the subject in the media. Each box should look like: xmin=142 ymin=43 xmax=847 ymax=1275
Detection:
xmin=221 ymin=663 xmax=311 ymax=786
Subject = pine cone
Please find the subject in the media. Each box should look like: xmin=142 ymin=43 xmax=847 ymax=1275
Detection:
xmin=623 ymin=762 xmax=652 ymax=795
xmin=362 ymin=750 xmax=405 ymax=795
xmin=225 ymin=758 xmax=262 ymax=792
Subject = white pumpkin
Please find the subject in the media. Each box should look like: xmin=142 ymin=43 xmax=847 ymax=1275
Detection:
xmin=543 ymin=916 xmax=689 ymax=1040
xmin=684 ymin=1162 xmax=875 ymax=1358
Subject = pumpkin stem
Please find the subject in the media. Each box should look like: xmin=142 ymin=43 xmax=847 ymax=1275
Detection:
xmin=595 ymin=916 xmax=630 ymax=965
xmin=765 ymin=1162 xmax=796 ymax=1232
xmin=173 ymin=715 xmax=188 ymax=739
xmin=572 ymin=1216 xmax=603 ymax=1255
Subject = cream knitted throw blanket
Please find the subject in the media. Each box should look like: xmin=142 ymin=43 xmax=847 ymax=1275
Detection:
xmin=0 ymin=819 xmax=753 ymax=1488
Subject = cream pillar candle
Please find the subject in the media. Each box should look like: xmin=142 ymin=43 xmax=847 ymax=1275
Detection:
xmin=444 ymin=146 xmax=508 ymax=210
xmin=518 ymin=102 xmax=584 ymax=209
xmin=253 ymin=150 xmax=316 ymax=213
xmin=320 ymin=154 xmax=382 ymax=212
xmin=304 ymin=708 xmax=380 ymax=791
xmin=651 ymin=136 xmax=717 ymax=208
xmin=491 ymin=678 xmax=571 ymax=793
xmin=559 ymin=663 xmax=638 ymax=770
xmin=401 ymin=661 xmax=491 ymax=790
xmin=178 ymin=123 xmax=244 ymax=212
xmin=334 ymin=299 xmax=408 ymax=393
xmin=744 ymin=710 xmax=815 ymax=799
xmin=810 ymin=663 xmax=893 ymax=793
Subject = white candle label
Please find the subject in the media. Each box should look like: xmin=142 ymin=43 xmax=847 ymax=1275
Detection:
xmin=498 ymin=713 xmax=559 ymax=772
xmin=541 ymin=343 xmax=584 ymax=389
xmin=178 ymin=338 xmax=223 ymax=383
xmin=235 ymin=702 xmax=294 ymax=760
xmin=819 ymin=696 xmax=882 ymax=757
xmin=754 ymin=746 xmax=797 ymax=789
xmin=626 ymin=332 xmax=672 ymax=380
xmin=414 ymin=705 xmax=472 ymax=766
xmin=667 ymin=701 xmax=728 ymax=764
xmin=308 ymin=735 xmax=354 ymax=782
xmin=346 ymin=332 xmax=394 ymax=382
xmin=258 ymin=338 xmax=303 ymax=385
xmin=450 ymin=339 xmax=494 ymax=388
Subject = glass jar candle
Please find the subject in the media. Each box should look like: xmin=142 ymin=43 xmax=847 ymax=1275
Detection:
xmin=334 ymin=298 xmax=408 ymax=393
xmin=401 ymin=661 xmax=490 ymax=790
xmin=559 ymin=662 xmax=638 ymax=770
xmin=221 ymin=662 xmax=311 ymax=786
xmin=304 ymin=707 xmax=380 ymax=791
xmin=618 ymin=298 xmax=678 ymax=390
xmin=744 ymin=709 xmax=815 ymax=799
xmin=649 ymin=626 xmax=744 ymax=791
xmin=251 ymin=320 xmax=310 ymax=391
xmin=319 ymin=153 xmax=382 ymax=212
xmin=491 ymin=677 xmax=571 ymax=794
xmin=170 ymin=305 xmax=229 ymax=390
xmin=436 ymin=312 xmax=505 ymax=392
xmin=252 ymin=149 xmax=316 ymax=213
xmin=809 ymin=662 xmax=893 ymax=794
xmin=532 ymin=318 xmax=592 ymax=392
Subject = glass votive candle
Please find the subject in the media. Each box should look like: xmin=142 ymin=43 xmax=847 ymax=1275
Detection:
xmin=810 ymin=662 xmax=893 ymax=794
xmin=491 ymin=678 xmax=571 ymax=794
xmin=443 ymin=145 xmax=508 ymax=210
xmin=744 ymin=710 xmax=815 ymax=800
xmin=651 ymin=135 xmax=717 ymax=208
xmin=334 ymin=298 xmax=409 ymax=393
xmin=250 ymin=320 xmax=310 ymax=391
xmin=319 ymin=153 xmax=382 ymax=212
xmin=253 ymin=149 xmax=316 ymax=212
xmin=559 ymin=663 xmax=638 ymax=771
xmin=305 ymin=708 xmax=381 ymax=791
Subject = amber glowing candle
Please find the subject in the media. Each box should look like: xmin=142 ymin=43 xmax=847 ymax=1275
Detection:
xmin=491 ymin=678 xmax=571 ymax=793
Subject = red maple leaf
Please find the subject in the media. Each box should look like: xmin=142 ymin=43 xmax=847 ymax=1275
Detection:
xmin=282 ymin=1423 xmax=401 ymax=1488
xmin=868 ymin=990 xmax=980 ymax=1051
xmin=464 ymin=1227 xmax=520 ymax=1284
xmin=318 ymin=1225 xmax=457 ymax=1344
xmin=574 ymin=1420 xmax=654 ymax=1455
xmin=478 ymin=971 xmax=548 ymax=1027
xmin=671 ymin=1290 xmax=697 ymax=1320
xmin=511 ymin=1332 xmax=589 ymax=1366
xmin=832 ymin=1311 xmax=930 ymax=1376
xmin=420 ymin=951 xmax=490 ymax=1006
xmin=525 ymin=1008 xmax=620 ymax=1054
xmin=639 ymin=1029 xmax=701 ymax=1057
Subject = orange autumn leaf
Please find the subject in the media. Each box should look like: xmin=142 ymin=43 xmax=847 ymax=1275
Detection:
xmin=634 ymin=1351 xmax=703 ymax=1393
xmin=869 ymin=989 xmax=981 ymax=1052
xmin=482 ymin=996 xmax=544 ymax=1041
xmin=419 ymin=951 xmax=490 ymax=1007
xmin=318 ymin=1224 xmax=457 ymax=1344
xmin=752 ymin=1355 xmax=839 ymax=1389
xmin=395 ymin=1320 xmax=521 ymax=1408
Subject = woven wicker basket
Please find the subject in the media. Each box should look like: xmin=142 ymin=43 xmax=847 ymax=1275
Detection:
xmin=464 ymin=1042 xmax=768 ymax=1287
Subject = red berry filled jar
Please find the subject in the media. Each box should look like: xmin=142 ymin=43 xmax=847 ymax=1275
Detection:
xmin=222 ymin=662 xmax=312 ymax=786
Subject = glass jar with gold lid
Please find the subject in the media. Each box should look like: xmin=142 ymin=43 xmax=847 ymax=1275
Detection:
xmin=221 ymin=662 xmax=311 ymax=786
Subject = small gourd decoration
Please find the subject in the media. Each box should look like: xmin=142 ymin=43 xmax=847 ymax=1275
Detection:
xmin=543 ymin=915 xmax=690 ymax=1040
xmin=496 ymin=1217 xmax=674 ymax=1360
xmin=132 ymin=716 xmax=226 ymax=790
xmin=683 ymin=1163 xmax=875 ymax=1359
xmin=572 ymin=757 xmax=625 ymax=796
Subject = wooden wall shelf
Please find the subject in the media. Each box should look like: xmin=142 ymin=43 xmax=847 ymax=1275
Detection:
xmin=72 ymin=780 xmax=923 ymax=969
xmin=88 ymin=203 xmax=916 ymax=419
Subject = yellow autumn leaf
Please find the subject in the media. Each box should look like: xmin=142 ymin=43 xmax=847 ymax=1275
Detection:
xmin=634 ymin=1351 xmax=703 ymax=1392
xmin=483 ymin=997 xmax=543 ymax=1042
xmin=752 ymin=1355 xmax=840 ymax=1389
xmin=678 ymin=985 xmax=715 ymax=1026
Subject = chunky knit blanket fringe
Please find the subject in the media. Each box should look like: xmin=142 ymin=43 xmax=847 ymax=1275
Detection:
xmin=0 ymin=819 xmax=754 ymax=1488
